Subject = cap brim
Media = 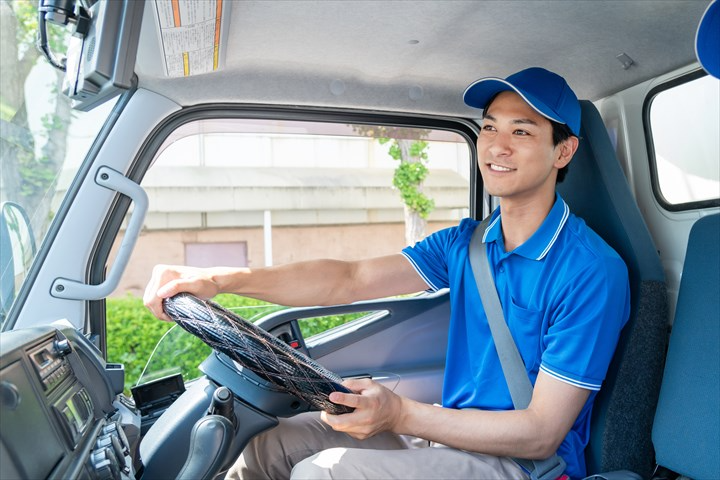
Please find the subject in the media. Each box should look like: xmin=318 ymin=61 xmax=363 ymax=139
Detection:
xmin=463 ymin=77 xmax=565 ymax=126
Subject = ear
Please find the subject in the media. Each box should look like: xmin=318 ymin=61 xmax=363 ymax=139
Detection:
xmin=554 ymin=136 xmax=579 ymax=169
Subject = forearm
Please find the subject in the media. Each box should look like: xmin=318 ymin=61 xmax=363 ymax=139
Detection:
xmin=211 ymin=254 xmax=425 ymax=306
xmin=211 ymin=259 xmax=358 ymax=306
xmin=394 ymin=372 xmax=589 ymax=459
xmin=396 ymin=398 xmax=558 ymax=459
xmin=146 ymin=255 xmax=427 ymax=320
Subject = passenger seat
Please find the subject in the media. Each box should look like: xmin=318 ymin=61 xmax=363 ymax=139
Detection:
xmin=651 ymin=213 xmax=720 ymax=478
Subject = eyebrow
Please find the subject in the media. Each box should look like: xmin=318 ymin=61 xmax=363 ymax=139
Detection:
xmin=482 ymin=113 xmax=540 ymax=126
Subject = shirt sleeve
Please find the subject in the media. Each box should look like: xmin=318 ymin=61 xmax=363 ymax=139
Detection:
xmin=401 ymin=221 xmax=471 ymax=292
xmin=539 ymin=255 xmax=630 ymax=391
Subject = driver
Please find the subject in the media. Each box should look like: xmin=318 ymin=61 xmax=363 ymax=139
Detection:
xmin=144 ymin=67 xmax=630 ymax=480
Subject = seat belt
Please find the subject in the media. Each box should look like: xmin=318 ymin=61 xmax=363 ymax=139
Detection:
xmin=468 ymin=216 xmax=567 ymax=480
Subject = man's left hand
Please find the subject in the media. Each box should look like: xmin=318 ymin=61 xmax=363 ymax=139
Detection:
xmin=320 ymin=378 xmax=405 ymax=440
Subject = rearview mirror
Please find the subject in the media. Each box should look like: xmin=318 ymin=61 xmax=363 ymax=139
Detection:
xmin=38 ymin=0 xmax=144 ymax=111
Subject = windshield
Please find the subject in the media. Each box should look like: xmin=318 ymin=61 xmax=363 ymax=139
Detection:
xmin=0 ymin=3 xmax=117 ymax=327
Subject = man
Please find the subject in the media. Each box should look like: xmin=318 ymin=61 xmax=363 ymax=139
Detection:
xmin=144 ymin=67 xmax=630 ymax=479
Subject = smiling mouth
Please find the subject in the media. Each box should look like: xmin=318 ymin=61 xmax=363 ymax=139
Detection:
xmin=488 ymin=163 xmax=514 ymax=172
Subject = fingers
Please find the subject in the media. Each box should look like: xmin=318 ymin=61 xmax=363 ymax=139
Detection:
xmin=328 ymin=391 xmax=360 ymax=409
xmin=326 ymin=377 xmax=373 ymax=409
xmin=322 ymin=379 xmax=401 ymax=440
xmin=143 ymin=265 xmax=217 ymax=321
xmin=143 ymin=265 xmax=178 ymax=321
xmin=342 ymin=377 xmax=374 ymax=392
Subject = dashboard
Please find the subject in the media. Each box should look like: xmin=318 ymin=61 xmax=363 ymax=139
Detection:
xmin=0 ymin=325 xmax=137 ymax=480
xmin=0 ymin=323 xmax=321 ymax=479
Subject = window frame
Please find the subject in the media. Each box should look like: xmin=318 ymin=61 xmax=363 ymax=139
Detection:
xmin=92 ymin=104 xmax=480 ymax=353
xmin=642 ymin=69 xmax=720 ymax=212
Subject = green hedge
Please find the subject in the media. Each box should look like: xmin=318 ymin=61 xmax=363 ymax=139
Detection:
xmin=106 ymin=294 xmax=364 ymax=395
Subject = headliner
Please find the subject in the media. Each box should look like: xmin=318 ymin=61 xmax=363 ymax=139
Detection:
xmin=135 ymin=0 xmax=711 ymax=117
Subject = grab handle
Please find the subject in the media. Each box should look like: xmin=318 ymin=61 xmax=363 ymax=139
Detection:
xmin=51 ymin=166 xmax=147 ymax=300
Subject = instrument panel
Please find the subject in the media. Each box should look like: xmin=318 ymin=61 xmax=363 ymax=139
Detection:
xmin=0 ymin=325 xmax=135 ymax=480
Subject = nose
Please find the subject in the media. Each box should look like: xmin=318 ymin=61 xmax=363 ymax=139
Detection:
xmin=486 ymin=130 xmax=512 ymax=157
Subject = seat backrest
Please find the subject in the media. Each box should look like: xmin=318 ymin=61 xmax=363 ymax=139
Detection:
xmin=651 ymin=213 xmax=720 ymax=478
xmin=557 ymin=100 xmax=668 ymax=477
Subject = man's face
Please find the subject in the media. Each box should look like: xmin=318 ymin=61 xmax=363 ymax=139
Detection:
xmin=476 ymin=91 xmax=572 ymax=204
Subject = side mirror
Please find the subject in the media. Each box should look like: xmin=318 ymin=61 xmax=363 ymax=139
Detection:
xmin=0 ymin=202 xmax=36 ymax=325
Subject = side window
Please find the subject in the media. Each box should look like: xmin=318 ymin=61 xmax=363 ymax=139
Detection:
xmin=298 ymin=310 xmax=388 ymax=341
xmin=646 ymin=73 xmax=720 ymax=209
xmin=108 ymin=118 xmax=471 ymax=390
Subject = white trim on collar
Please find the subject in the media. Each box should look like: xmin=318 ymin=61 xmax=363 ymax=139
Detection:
xmin=536 ymin=200 xmax=570 ymax=261
xmin=481 ymin=215 xmax=502 ymax=243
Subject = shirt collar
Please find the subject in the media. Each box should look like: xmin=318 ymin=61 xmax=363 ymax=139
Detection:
xmin=481 ymin=194 xmax=570 ymax=261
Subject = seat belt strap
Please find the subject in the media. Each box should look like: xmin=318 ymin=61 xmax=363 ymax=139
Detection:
xmin=468 ymin=216 xmax=567 ymax=480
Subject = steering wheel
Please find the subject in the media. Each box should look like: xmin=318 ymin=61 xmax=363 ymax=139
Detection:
xmin=163 ymin=292 xmax=353 ymax=415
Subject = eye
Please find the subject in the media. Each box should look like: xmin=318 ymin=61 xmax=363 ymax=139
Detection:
xmin=513 ymin=129 xmax=530 ymax=136
xmin=481 ymin=124 xmax=497 ymax=132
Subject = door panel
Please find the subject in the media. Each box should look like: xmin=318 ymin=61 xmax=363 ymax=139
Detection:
xmin=257 ymin=291 xmax=450 ymax=405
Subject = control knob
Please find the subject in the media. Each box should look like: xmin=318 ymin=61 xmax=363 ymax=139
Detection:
xmin=54 ymin=338 xmax=72 ymax=356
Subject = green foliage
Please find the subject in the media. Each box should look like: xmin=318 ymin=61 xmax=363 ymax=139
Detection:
xmin=106 ymin=295 xmax=175 ymax=394
xmin=393 ymin=160 xmax=434 ymax=219
xmin=106 ymin=294 xmax=369 ymax=395
xmin=358 ymin=127 xmax=435 ymax=219
xmin=13 ymin=1 xmax=67 ymax=51
xmin=0 ymin=99 xmax=17 ymax=122
xmin=4 ymin=1 xmax=71 ymax=219
xmin=388 ymin=139 xmax=434 ymax=219
xmin=19 ymin=154 xmax=56 ymax=199
xmin=298 ymin=312 xmax=368 ymax=338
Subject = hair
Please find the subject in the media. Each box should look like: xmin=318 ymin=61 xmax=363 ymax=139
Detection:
xmin=482 ymin=93 xmax=576 ymax=183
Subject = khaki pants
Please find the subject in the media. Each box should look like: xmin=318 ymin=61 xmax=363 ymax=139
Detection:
xmin=225 ymin=412 xmax=528 ymax=480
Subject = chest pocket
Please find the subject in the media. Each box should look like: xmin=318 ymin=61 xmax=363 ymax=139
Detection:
xmin=506 ymin=297 xmax=544 ymax=375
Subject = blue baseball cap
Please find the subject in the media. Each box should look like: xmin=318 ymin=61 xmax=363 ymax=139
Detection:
xmin=463 ymin=67 xmax=581 ymax=136
xmin=696 ymin=0 xmax=720 ymax=79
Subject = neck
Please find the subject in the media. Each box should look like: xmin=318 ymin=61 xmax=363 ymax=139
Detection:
xmin=499 ymin=193 xmax=556 ymax=252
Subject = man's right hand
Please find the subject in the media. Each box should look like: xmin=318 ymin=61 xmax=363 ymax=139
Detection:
xmin=143 ymin=264 xmax=224 ymax=321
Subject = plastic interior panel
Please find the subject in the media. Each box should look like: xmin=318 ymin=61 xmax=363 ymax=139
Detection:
xmin=261 ymin=292 xmax=451 ymax=405
xmin=12 ymin=89 xmax=180 ymax=331
xmin=139 ymin=376 xmax=278 ymax=480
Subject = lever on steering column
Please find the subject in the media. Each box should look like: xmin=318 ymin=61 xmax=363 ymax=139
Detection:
xmin=175 ymin=387 xmax=236 ymax=480
xmin=208 ymin=386 xmax=236 ymax=428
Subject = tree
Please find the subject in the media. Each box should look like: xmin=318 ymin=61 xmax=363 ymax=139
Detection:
xmin=1 ymin=0 xmax=72 ymax=238
xmin=353 ymin=126 xmax=434 ymax=245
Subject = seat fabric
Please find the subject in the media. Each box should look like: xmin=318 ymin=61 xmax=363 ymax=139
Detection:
xmin=557 ymin=100 xmax=668 ymax=477
xmin=651 ymin=214 xmax=720 ymax=479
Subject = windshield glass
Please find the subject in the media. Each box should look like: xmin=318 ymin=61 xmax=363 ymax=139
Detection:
xmin=127 ymin=300 xmax=285 ymax=394
xmin=0 ymin=3 xmax=117 ymax=327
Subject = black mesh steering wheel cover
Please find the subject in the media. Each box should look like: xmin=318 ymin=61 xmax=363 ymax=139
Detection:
xmin=163 ymin=293 xmax=353 ymax=414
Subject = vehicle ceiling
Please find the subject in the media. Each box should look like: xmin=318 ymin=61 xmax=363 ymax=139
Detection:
xmin=135 ymin=0 xmax=710 ymax=118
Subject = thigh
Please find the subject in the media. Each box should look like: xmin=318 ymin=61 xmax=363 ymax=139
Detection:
xmin=290 ymin=445 xmax=529 ymax=480
xmin=225 ymin=412 xmax=408 ymax=480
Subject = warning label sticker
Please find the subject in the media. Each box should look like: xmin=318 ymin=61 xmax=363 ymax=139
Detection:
xmin=154 ymin=0 xmax=225 ymax=77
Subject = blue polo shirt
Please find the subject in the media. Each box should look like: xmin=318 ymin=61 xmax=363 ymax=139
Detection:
xmin=401 ymin=195 xmax=630 ymax=479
